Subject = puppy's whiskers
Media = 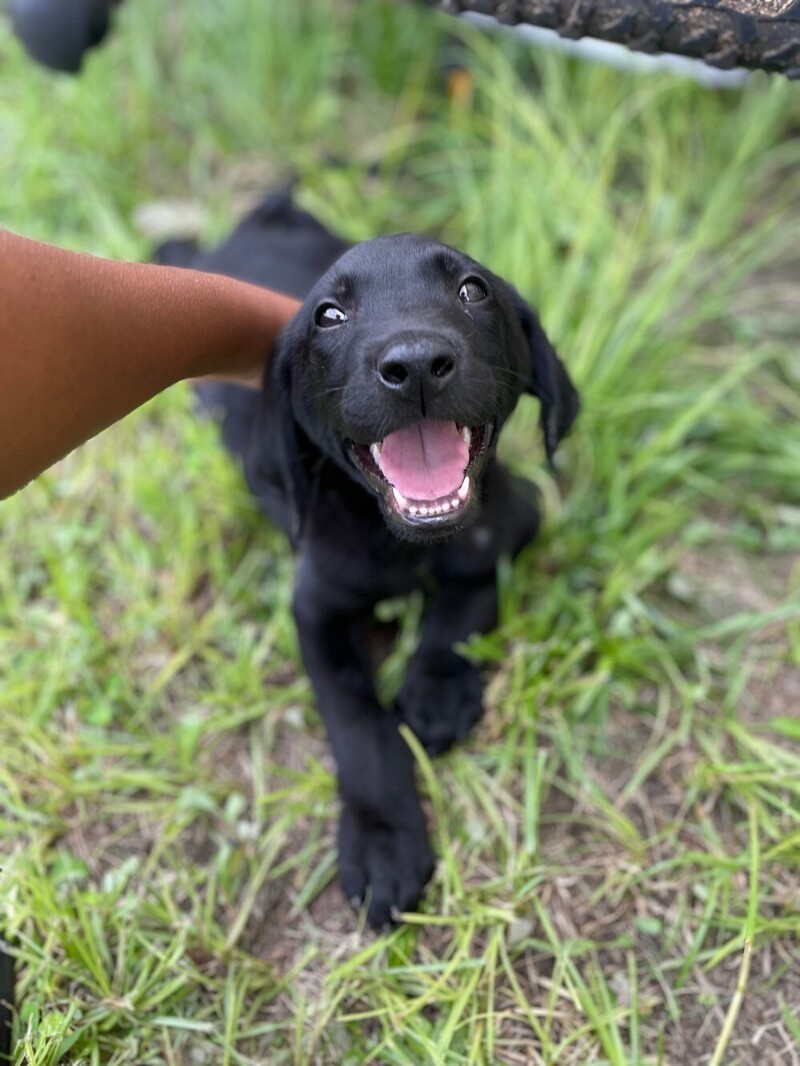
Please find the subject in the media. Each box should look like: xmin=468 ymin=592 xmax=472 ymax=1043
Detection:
xmin=309 ymin=384 xmax=348 ymax=403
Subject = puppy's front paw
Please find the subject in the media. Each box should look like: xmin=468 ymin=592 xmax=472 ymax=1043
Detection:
xmin=396 ymin=656 xmax=483 ymax=756
xmin=337 ymin=802 xmax=435 ymax=929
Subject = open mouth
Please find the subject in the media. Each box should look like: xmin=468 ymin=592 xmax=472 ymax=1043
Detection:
xmin=349 ymin=420 xmax=492 ymax=530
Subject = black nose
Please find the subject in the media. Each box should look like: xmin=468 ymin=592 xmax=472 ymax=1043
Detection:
xmin=377 ymin=342 xmax=456 ymax=393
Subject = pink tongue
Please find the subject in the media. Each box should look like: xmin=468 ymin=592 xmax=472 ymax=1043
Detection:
xmin=378 ymin=421 xmax=468 ymax=501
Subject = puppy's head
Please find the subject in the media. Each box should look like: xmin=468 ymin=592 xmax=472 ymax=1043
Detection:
xmin=271 ymin=234 xmax=579 ymax=542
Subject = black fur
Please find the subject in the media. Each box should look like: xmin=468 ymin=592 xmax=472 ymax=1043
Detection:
xmin=163 ymin=191 xmax=579 ymax=927
xmin=0 ymin=946 xmax=12 ymax=1061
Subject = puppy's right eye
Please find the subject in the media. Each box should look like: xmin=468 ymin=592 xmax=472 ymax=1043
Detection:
xmin=315 ymin=303 xmax=349 ymax=328
xmin=458 ymin=278 xmax=488 ymax=304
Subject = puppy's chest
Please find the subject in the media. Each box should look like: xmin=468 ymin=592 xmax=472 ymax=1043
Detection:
xmin=303 ymin=478 xmax=438 ymax=593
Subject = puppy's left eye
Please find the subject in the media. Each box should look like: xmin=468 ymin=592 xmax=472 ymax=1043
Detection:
xmin=458 ymin=278 xmax=488 ymax=304
xmin=316 ymin=303 xmax=349 ymax=328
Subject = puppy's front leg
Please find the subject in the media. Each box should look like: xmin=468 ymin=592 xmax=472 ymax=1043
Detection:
xmin=396 ymin=574 xmax=498 ymax=757
xmin=398 ymin=468 xmax=540 ymax=756
xmin=292 ymin=570 xmax=434 ymax=928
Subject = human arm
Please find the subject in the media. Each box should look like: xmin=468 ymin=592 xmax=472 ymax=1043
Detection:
xmin=0 ymin=229 xmax=300 ymax=500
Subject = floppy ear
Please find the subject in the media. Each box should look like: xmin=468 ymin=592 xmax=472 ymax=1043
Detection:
xmin=512 ymin=293 xmax=580 ymax=465
xmin=256 ymin=340 xmax=312 ymax=544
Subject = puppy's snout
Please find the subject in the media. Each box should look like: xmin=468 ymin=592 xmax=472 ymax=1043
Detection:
xmin=377 ymin=341 xmax=456 ymax=394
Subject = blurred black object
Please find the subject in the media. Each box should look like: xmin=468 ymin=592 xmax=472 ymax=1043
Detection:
xmin=0 ymin=947 xmax=12 ymax=1062
xmin=7 ymin=0 xmax=123 ymax=73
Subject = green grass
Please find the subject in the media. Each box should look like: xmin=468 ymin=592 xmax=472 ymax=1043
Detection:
xmin=2 ymin=1 xmax=800 ymax=1062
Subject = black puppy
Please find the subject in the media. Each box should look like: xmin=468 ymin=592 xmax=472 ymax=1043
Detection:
xmin=158 ymin=190 xmax=579 ymax=927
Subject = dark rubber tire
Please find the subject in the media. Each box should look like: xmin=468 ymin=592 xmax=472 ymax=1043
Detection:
xmin=425 ymin=0 xmax=800 ymax=79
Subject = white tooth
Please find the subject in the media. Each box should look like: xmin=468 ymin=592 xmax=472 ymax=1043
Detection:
xmin=420 ymin=506 xmax=429 ymax=516
xmin=409 ymin=506 xmax=418 ymax=516
xmin=370 ymin=443 xmax=382 ymax=464
xmin=441 ymin=500 xmax=451 ymax=512
xmin=458 ymin=476 xmax=470 ymax=501
xmin=392 ymin=486 xmax=408 ymax=510
xmin=460 ymin=426 xmax=472 ymax=447
xmin=450 ymin=497 xmax=459 ymax=509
